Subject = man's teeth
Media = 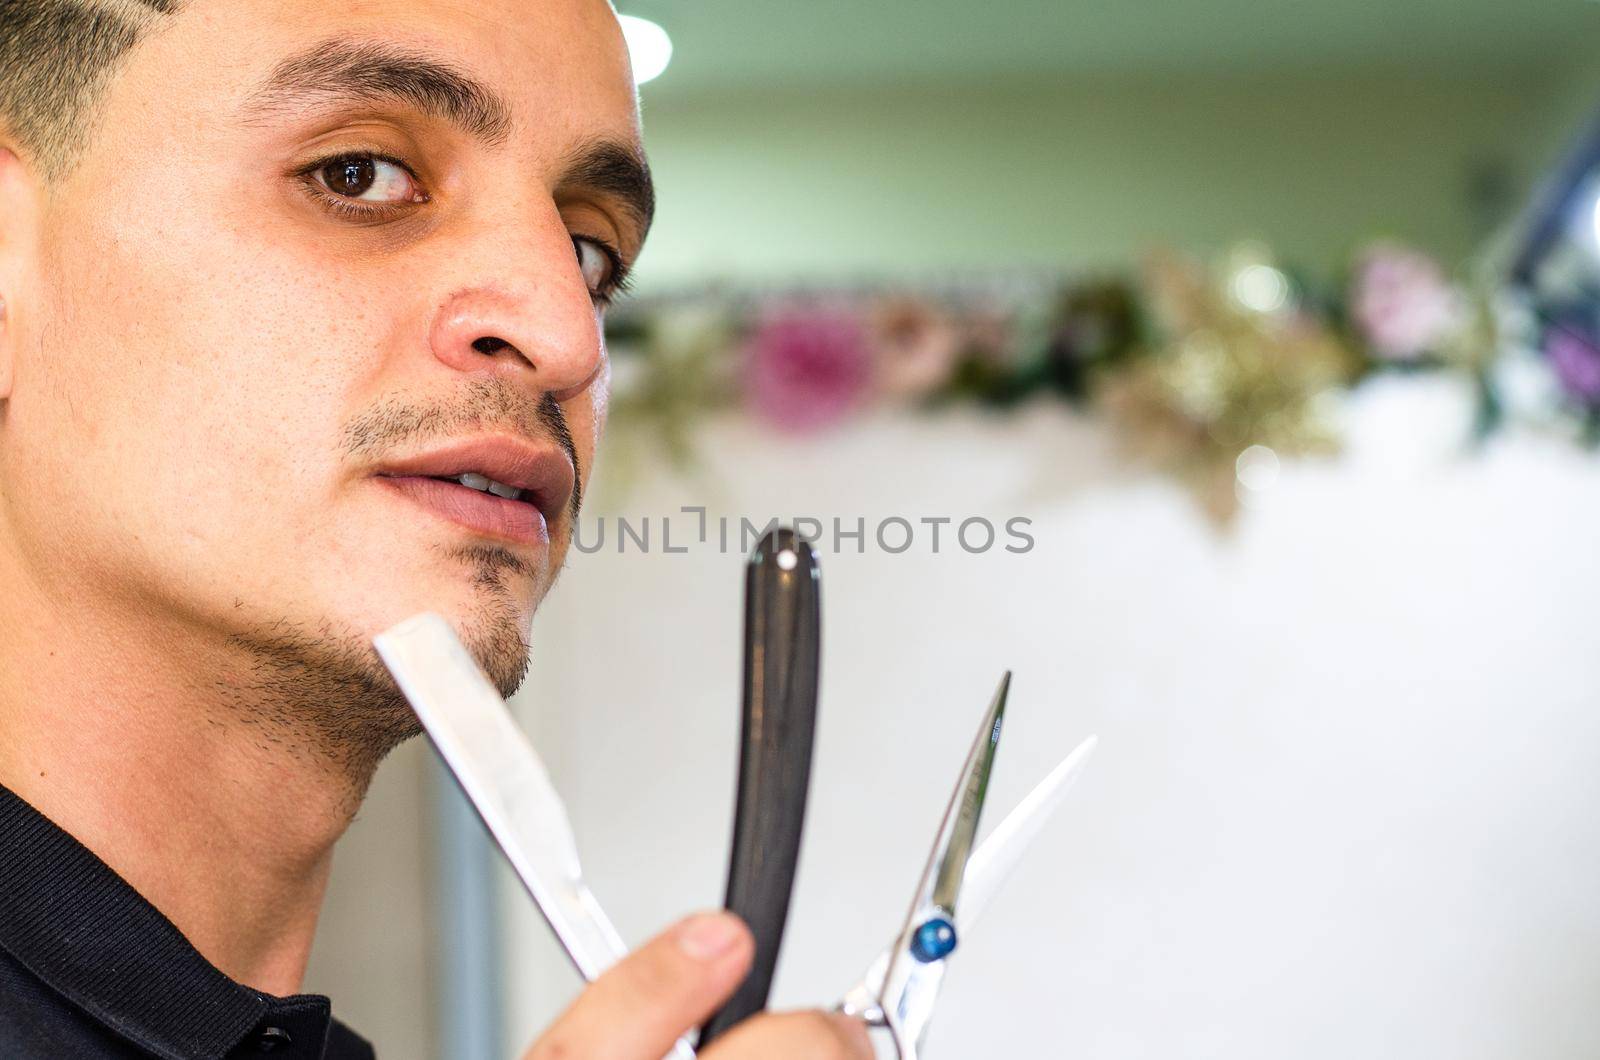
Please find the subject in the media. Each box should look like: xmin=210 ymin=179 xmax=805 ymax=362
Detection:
xmin=453 ymin=472 xmax=523 ymax=501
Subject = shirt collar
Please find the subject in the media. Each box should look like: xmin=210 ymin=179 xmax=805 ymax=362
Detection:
xmin=0 ymin=782 xmax=327 ymax=1060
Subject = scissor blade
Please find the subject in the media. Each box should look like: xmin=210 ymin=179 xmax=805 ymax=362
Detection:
xmin=863 ymin=673 xmax=1010 ymax=1051
xmin=958 ymin=734 xmax=1098 ymax=933
xmin=373 ymin=612 xmax=626 ymax=981
xmin=929 ymin=671 xmax=1009 ymax=914
xmin=879 ymin=669 xmax=1010 ymax=1008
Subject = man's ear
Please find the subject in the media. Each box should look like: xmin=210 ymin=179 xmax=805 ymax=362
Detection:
xmin=0 ymin=142 xmax=41 ymax=404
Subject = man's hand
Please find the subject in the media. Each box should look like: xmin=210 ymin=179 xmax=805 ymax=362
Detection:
xmin=522 ymin=911 xmax=873 ymax=1059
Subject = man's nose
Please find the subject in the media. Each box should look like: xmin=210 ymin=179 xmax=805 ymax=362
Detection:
xmin=426 ymin=224 xmax=604 ymax=401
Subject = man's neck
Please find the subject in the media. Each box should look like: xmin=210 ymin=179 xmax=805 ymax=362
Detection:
xmin=0 ymin=565 xmax=370 ymax=996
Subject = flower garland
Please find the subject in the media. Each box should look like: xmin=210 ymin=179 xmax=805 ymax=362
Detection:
xmin=604 ymin=241 xmax=1599 ymax=520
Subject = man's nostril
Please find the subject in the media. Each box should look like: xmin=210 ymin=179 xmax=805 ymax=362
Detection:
xmin=472 ymin=336 xmax=511 ymax=355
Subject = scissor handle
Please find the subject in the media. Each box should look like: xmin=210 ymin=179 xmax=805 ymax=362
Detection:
xmin=834 ymin=998 xmax=909 ymax=1060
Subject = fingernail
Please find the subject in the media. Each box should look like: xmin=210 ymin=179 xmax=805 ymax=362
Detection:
xmin=677 ymin=912 xmax=743 ymax=961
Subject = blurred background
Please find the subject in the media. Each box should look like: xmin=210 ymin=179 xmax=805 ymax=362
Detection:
xmin=305 ymin=3 xmax=1600 ymax=1057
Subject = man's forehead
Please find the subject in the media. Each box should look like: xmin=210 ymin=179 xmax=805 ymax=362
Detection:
xmin=162 ymin=0 xmax=641 ymax=151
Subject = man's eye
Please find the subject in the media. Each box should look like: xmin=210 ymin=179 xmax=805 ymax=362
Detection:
xmin=573 ymin=236 xmax=618 ymax=298
xmin=308 ymin=154 xmax=425 ymax=206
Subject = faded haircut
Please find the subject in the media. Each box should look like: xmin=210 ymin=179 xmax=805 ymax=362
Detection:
xmin=0 ymin=0 xmax=186 ymax=181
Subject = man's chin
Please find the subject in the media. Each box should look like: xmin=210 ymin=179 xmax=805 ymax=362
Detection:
xmin=450 ymin=595 xmax=535 ymax=701
xmin=214 ymin=589 xmax=530 ymax=786
xmin=417 ymin=552 xmax=539 ymax=693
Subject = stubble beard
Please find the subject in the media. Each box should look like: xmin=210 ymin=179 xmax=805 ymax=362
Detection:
xmin=212 ymin=376 xmax=578 ymax=807
xmin=213 ymin=543 xmax=538 ymax=808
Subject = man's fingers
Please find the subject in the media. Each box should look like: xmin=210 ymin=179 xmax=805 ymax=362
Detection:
xmin=520 ymin=912 xmax=874 ymax=1060
xmin=699 ymin=1009 xmax=875 ymax=1060
xmin=523 ymin=911 xmax=754 ymax=1060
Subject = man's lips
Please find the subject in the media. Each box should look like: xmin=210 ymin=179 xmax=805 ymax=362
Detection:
xmin=377 ymin=475 xmax=551 ymax=545
xmin=371 ymin=435 xmax=575 ymax=546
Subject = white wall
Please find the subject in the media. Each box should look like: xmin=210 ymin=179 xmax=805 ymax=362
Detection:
xmin=498 ymin=378 xmax=1600 ymax=1058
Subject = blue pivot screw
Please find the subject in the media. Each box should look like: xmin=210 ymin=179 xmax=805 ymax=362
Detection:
xmin=909 ymin=916 xmax=958 ymax=963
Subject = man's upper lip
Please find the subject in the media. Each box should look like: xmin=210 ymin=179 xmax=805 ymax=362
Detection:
xmin=374 ymin=435 xmax=575 ymax=523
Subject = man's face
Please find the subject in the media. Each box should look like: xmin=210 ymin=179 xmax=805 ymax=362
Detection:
xmin=0 ymin=0 xmax=646 ymax=729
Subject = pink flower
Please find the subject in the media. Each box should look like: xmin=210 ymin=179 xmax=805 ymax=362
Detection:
xmin=1547 ymin=323 xmax=1600 ymax=405
xmin=743 ymin=308 xmax=873 ymax=431
xmin=1349 ymin=243 xmax=1462 ymax=361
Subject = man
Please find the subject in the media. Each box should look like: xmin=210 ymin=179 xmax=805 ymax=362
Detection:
xmin=0 ymin=1 xmax=871 ymax=1056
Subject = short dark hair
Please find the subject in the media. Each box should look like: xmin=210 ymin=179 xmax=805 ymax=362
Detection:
xmin=0 ymin=0 xmax=185 ymax=181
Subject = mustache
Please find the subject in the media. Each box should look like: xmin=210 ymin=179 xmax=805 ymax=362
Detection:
xmin=341 ymin=379 xmax=583 ymax=520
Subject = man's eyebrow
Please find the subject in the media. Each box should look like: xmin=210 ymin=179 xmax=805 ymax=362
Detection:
xmin=237 ymin=38 xmax=514 ymax=148
xmin=559 ymin=140 xmax=656 ymax=239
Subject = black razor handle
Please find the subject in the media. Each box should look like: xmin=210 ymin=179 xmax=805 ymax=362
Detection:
xmin=699 ymin=527 xmax=821 ymax=1046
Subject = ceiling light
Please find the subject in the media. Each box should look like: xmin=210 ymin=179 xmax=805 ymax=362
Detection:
xmin=1592 ymin=187 xmax=1600 ymax=252
xmin=619 ymin=15 xmax=672 ymax=85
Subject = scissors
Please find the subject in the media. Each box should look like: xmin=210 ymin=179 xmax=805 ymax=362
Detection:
xmin=837 ymin=672 xmax=1099 ymax=1059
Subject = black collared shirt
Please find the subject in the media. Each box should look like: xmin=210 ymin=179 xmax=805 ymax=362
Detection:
xmin=0 ymin=784 xmax=375 ymax=1060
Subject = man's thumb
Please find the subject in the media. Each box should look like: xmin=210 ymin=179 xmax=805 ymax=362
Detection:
xmin=523 ymin=911 xmax=754 ymax=1060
